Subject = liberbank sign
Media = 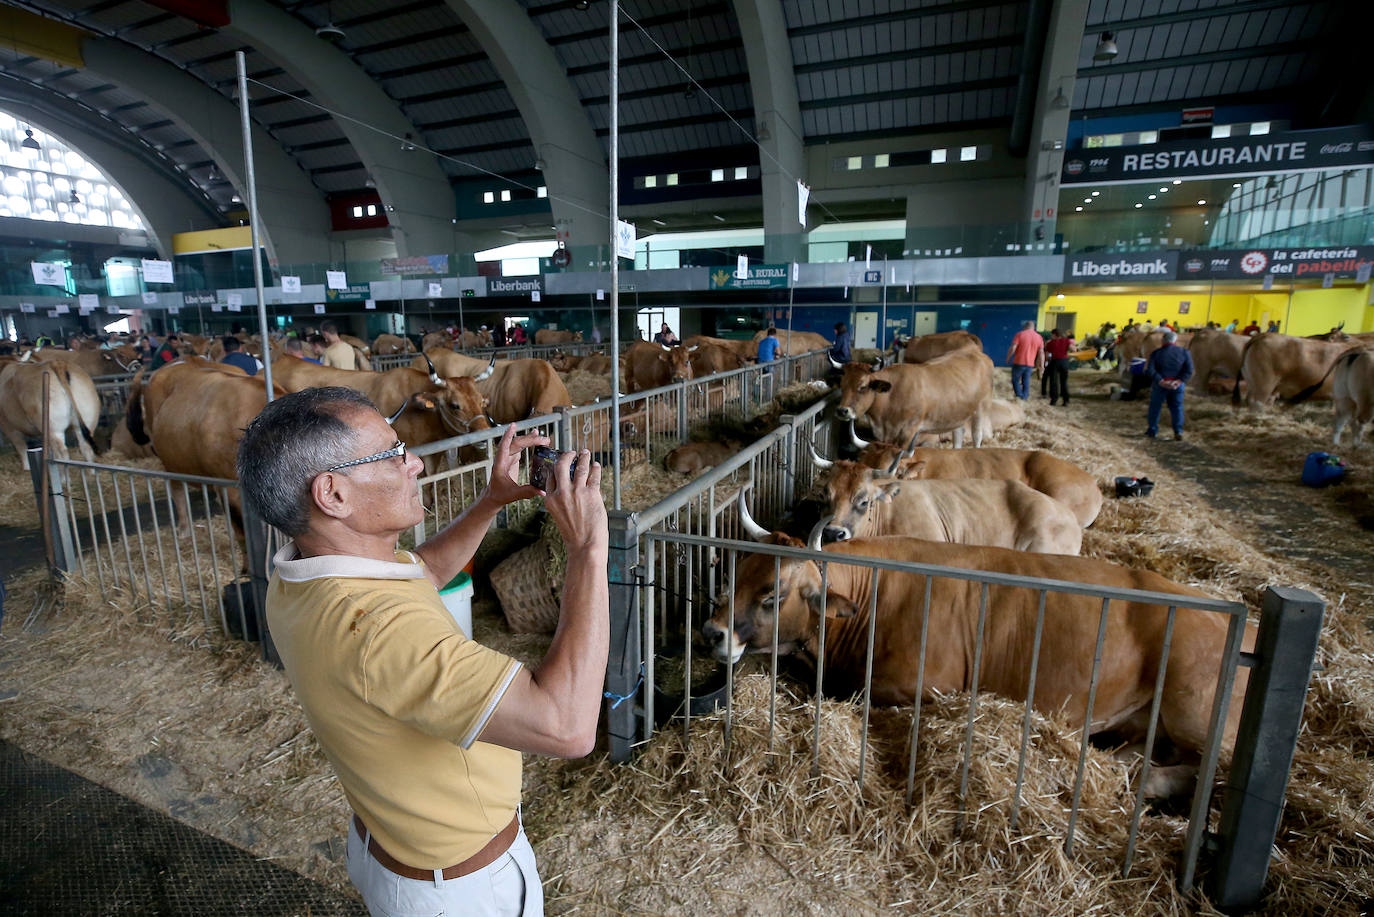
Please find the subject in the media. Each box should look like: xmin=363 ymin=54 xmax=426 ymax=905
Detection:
xmin=1066 ymin=247 xmax=1374 ymax=283
xmin=1062 ymin=125 xmax=1374 ymax=184
xmin=1066 ymin=252 xmax=1178 ymax=283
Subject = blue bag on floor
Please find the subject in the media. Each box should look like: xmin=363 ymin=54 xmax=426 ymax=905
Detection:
xmin=1301 ymin=452 xmax=1346 ymax=487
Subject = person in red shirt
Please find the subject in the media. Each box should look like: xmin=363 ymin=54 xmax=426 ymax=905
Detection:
xmin=1005 ymin=321 xmax=1045 ymax=401
xmin=1044 ymin=327 xmax=1076 ymax=406
xmin=1242 ymin=320 xmax=1261 ymax=335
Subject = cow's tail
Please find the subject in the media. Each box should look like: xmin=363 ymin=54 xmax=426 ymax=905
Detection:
xmin=1231 ymin=335 xmax=1258 ymax=407
xmin=1288 ymin=347 xmax=1363 ymax=405
xmin=126 ymin=367 xmax=151 ymax=445
xmin=48 ymin=361 xmax=99 ymax=453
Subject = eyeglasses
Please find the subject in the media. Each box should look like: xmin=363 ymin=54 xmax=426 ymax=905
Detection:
xmin=324 ymin=440 xmax=407 ymax=473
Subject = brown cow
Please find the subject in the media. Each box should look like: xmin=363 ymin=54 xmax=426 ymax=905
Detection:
xmin=1117 ymin=331 xmax=1192 ymax=376
xmin=813 ymin=460 xmax=1082 ymax=554
xmin=372 ymin=333 xmax=416 ymax=355
xmin=898 ymin=398 xmax=1024 ymax=447
xmin=625 ymin=340 xmax=697 ymax=393
xmin=683 ymin=335 xmax=755 ymax=366
xmin=663 ymin=439 xmax=741 ymax=475
xmin=683 ymin=337 xmax=748 ymax=375
xmin=1187 ymin=329 xmax=1248 ymax=392
xmin=839 ymin=442 xmax=1102 ymax=527
xmin=267 ymin=355 xmax=490 ymax=472
xmin=752 ymin=328 xmax=830 ymax=356
xmin=0 ymin=361 xmax=100 ymax=470
xmin=1288 ymin=347 xmax=1374 ymax=444
xmin=1231 ymin=332 xmax=1370 ymax=408
xmin=836 ymin=347 xmax=993 ymax=448
xmin=535 ymin=328 xmax=583 ymax=345
xmin=899 ymin=330 xmax=983 ymax=363
xmin=702 ymin=530 xmax=1255 ymax=797
xmin=549 ymin=352 xmax=612 ymax=374
xmin=27 ymin=347 xmax=139 ymax=377
xmin=412 ymin=350 xmax=570 ymax=422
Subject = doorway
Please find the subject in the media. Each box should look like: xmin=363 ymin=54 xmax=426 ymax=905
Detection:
xmin=854 ymin=311 xmax=878 ymax=349
xmin=913 ymin=311 xmax=937 ymax=336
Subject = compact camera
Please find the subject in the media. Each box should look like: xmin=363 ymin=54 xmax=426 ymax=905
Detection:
xmin=530 ymin=445 xmax=578 ymax=493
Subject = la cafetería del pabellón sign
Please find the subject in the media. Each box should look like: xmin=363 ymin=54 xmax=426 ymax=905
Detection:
xmin=1062 ymin=125 xmax=1374 ymax=185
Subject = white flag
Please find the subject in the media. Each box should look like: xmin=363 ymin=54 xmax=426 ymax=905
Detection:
xmin=78 ymin=306 xmax=92 ymax=316
xmin=281 ymin=275 xmax=302 ymax=293
xmin=314 ymin=303 xmax=326 ymax=314
xmin=792 ymin=262 xmax=799 ymax=282
xmin=596 ymin=289 xmax=605 ymax=301
xmin=19 ymin=303 xmax=35 ymax=313
xmin=615 ymin=220 xmax=636 ymax=260
xmin=226 ymin=292 xmax=243 ymax=307
xmin=532 ymin=291 xmax=542 ymax=302
xmin=212 ymin=304 xmax=223 ymax=312
xmin=228 ymin=302 xmax=242 ymax=312
xmin=1262 ymin=275 xmax=1274 ymax=290
xmin=865 ymin=245 xmax=872 ymax=270
xmin=797 ymin=181 xmax=809 ymax=227
xmin=55 ymin=304 xmax=69 ymax=314
xmin=736 ymin=254 xmax=748 ymax=280
xmin=141 ymin=258 xmax=174 ymax=284
xmin=428 ymin=282 xmax=443 ymax=298
xmin=31 ymin=262 xmax=65 ymax=286
xmin=169 ymin=306 xmax=180 ymax=315
xmin=1358 ymin=263 xmax=1372 ymax=284
xmin=1323 ymin=272 xmax=1335 ymax=289
xmin=365 ymin=299 xmax=377 ymax=310
xmin=141 ymin=291 xmax=158 ymax=305
xmin=326 ymin=270 xmax=347 ymax=290
xmin=78 ymin=293 xmax=99 ymax=309
xmin=46 ymin=309 xmax=59 ymax=318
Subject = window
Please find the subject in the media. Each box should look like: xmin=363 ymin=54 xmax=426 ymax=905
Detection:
xmin=711 ymin=169 xmax=724 ymax=182
xmin=874 ymin=153 xmax=890 ymax=168
xmin=482 ymin=191 xmax=495 ymax=204
xmin=537 ymin=186 xmax=547 ymax=198
xmin=500 ymin=189 xmax=511 ymax=202
xmin=644 ymin=175 xmax=657 ymax=188
xmin=0 ymin=112 xmax=145 ymax=231
xmin=1138 ymin=131 xmax=1158 ymax=144
xmin=351 ymin=205 xmax=363 ymax=217
xmin=846 ymin=156 xmax=862 ymax=170
xmin=930 ymin=148 xmax=947 ymax=163
xmin=1250 ymin=121 xmax=1270 ymax=135
xmin=960 ymin=146 xmax=977 ymax=161
xmin=734 ymin=166 xmax=748 ymax=179
xmin=366 ymin=204 xmax=377 ymax=217
xmin=666 ymin=173 xmax=678 ymax=186
xmin=1211 ymin=125 xmax=1232 ymax=139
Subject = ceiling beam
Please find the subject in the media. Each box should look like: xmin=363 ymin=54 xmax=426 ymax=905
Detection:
xmin=1076 ymin=39 xmax=1317 ymax=79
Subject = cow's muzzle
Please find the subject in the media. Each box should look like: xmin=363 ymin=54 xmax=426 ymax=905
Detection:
xmin=701 ymin=618 xmax=747 ymax=663
xmin=821 ymin=525 xmax=851 ymax=543
xmin=835 ymin=406 xmax=855 ymax=421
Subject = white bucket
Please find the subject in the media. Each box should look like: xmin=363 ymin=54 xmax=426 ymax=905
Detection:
xmin=439 ymin=572 xmax=474 ymax=637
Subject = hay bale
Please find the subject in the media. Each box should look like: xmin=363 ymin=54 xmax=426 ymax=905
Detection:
xmin=561 ymin=370 xmax=611 ymax=405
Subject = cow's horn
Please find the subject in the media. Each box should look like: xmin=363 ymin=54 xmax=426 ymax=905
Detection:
xmin=660 ymin=343 xmax=672 ymax=352
xmin=736 ymin=484 xmax=770 ymax=542
xmin=385 ymin=400 xmax=408 ymax=425
xmin=423 ymin=353 xmax=442 ymax=385
xmin=848 ymin=419 xmax=870 ymax=449
xmin=885 ymin=453 xmax=903 ymax=476
xmin=828 ymin=355 xmax=844 ymax=369
xmin=475 ymin=356 xmax=495 ymax=381
xmin=808 ymin=515 xmax=832 ymax=552
xmin=807 ymin=439 xmax=833 ymax=469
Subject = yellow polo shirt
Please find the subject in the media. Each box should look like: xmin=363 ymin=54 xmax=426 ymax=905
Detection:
xmin=266 ymin=543 xmax=522 ymax=868
xmin=322 ymin=340 xmax=359 ymax=370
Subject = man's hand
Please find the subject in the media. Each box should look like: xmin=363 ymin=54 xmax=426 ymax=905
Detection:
xmin=487 ymin=425 xmax=548 ymax=506
xmin=543 ymin=449 xmax=607 ymax=550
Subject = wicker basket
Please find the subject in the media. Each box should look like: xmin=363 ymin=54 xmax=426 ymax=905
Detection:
xmin=489 ymin=539 xmax=561 ymax=634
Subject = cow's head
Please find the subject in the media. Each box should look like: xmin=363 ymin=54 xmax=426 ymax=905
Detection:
xmin=835 ymin=363 xmax=892 ymax=422
xmin=818 ymin=460 xmax=908 ymax=542
xmin=659 ymin=343 xmax=696 ymax=382
xmin=411 ymin=375 xmax=492 ymax=437
xmin=549 ymin=351 xmax=573 ymax=372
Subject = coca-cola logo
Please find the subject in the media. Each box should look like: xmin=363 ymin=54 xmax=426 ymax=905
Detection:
xmin=1065 ymin=160 xmax=1085 ymax=175
xmin=1321 ymin=143 xmax=1353 ymax=154
xmin=1184 ymin=259 xmax=1204 ymax=273
xmin=1240 ymin=251 xmax=1269 ymax=274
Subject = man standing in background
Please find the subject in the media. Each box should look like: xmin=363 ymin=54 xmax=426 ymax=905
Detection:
xmin=321 ymin=321 xmax=361 ymax=370
xmin=1005 ymin=321 xmax=1044 ymax=401
xmin=1044 ymin=328 xmax=1075 ymax=406
xmin=1145 ymin=330 xmax=1194 ymax=440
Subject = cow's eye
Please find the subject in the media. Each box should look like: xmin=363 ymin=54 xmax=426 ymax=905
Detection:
xmin=856 ymin=498 xmax=869 ymax=510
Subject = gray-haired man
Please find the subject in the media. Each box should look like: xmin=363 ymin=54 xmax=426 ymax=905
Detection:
xmin=237 ymin=387 xmax=608 ymax=916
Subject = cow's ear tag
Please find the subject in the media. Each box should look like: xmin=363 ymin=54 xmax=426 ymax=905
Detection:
xmin=414 ymin=393 xmax=437 ymax=410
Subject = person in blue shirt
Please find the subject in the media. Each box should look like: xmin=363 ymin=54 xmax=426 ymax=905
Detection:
xmin=757 ymin=326 xmax=780 ymax=370
xmin=285 ymin=337 xmax=321 ymax=365
xmin=220 ymin=335 xmax=260 ymax=376
xmin=830 ymin=322 xmax=851 ymax=365
xmin=1144 ymin=330 xmax=1194 ymax=440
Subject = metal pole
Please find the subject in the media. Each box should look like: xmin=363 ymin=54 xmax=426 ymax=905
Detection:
xmin=787 ymin=270 xmax=795 ymax=374
xmin=236 ymin=51 xmax=274 ymax=402
xmin=880 ymin=256 xmax=888 ymax=354
xmin=608 ymin=0 xmax=622 ymax=510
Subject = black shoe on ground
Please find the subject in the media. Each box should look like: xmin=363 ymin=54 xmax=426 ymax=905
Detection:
xmin=1174 ymin=432 xmax=1183 ymax=441
xmin=1144 ymin=430 xmax=1156 ymax=438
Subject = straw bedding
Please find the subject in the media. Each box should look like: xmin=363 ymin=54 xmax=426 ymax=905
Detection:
xmin=2 ymin=368 xmax=1373 ymax=914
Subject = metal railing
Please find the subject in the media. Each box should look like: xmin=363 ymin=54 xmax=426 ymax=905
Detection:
xmin=371 ymin=340 xmax=613 ymax=372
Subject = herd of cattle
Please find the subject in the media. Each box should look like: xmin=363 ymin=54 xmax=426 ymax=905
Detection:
xmin=5 ymin=319 xmax=1366 ymax=796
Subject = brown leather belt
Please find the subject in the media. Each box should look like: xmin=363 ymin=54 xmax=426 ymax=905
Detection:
xmin=352 ymin=813 xmax=519 ymax=882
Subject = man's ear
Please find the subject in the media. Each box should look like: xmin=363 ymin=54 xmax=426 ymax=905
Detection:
xmin=804 ymin=585 xmax=860 ymax=619
xmin=868 ymin=379 xmax=893 ymax=393
xmin=310 ymin=471 xmax=351 ymax=521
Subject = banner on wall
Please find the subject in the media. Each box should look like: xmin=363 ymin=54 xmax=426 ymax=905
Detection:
xmin=1178 ymin=246 xmax=1374 ymax=280
xmin=380 ymin=255 xmax=449 ymax=275
xmin=183 ymin=292 xmax=216 ymax=307
xmin=709 ymin=263 xmax=790 ymax=290
xmin=1064 ymin=251 xmax=1178 ymax=283
xmin=325 ymin=283 xmax=372 ymax=303
xmin=1062 ymin=125 xmax=1374 ymax=184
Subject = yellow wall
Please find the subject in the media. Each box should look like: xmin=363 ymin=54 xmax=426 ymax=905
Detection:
xmin=1042 ymin=283 xmax=1374 ymax=336
xmin=171 ymin=226 xmax=254 ymax=255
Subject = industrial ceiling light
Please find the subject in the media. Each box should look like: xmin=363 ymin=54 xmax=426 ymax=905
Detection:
xmin=682 ymin=82 xmax=696 ymax=100
xmin=315 ymin=21 xmax=346 ymax=42
xmin=1093 ymin=31 xmax=1118 ymax=62
xmin=1050 ymin=86 xmax=1070 ymax=110
xmin=573 ymin=0 xmax=590 ymax=9
xmin=364 ymin=175 xmax=376 ymax=188
xmin=21 ymin=128 xmax=40 ymax=151
xmin=69 ymin=191 xmax=80 ymax=204
xmin=400 ymin=133 xmax=417 ymax=152
xmin=534 ymin=157 xmax=546 ymax=171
